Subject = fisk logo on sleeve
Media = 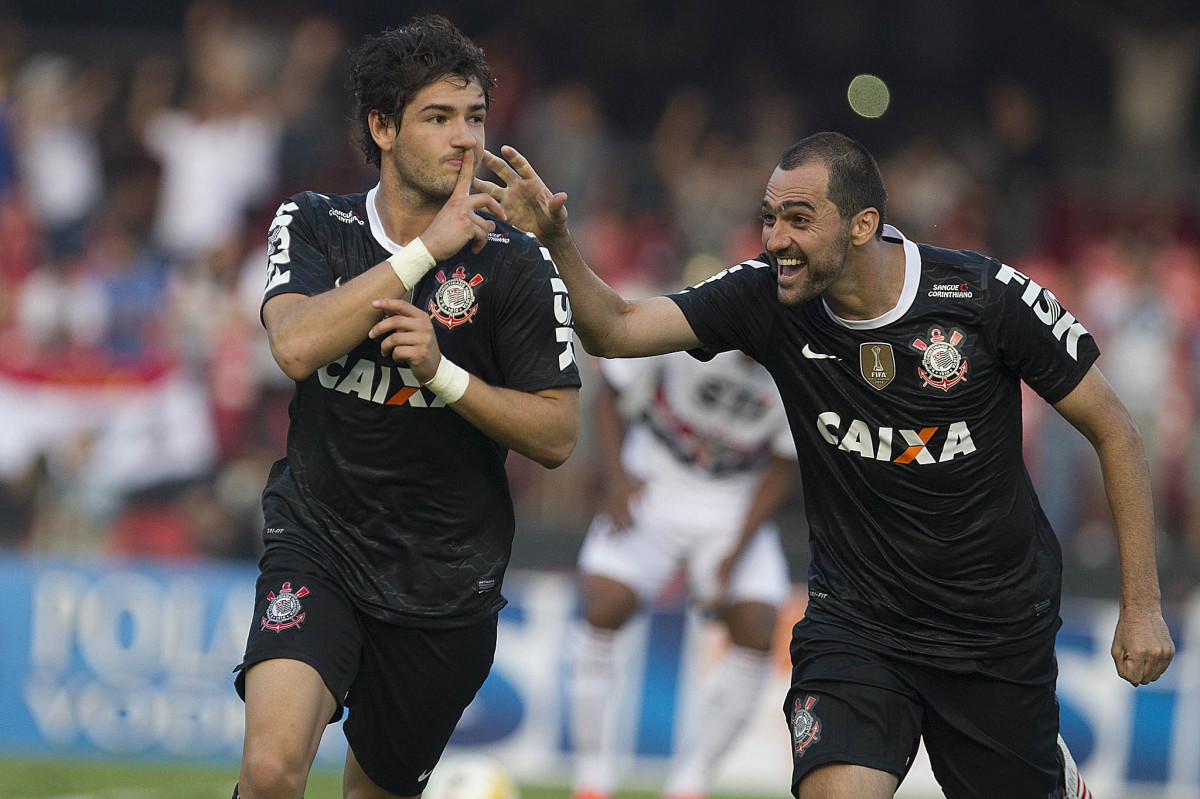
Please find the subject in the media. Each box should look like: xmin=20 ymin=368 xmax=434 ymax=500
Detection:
xmin=993 ymin=264 xmax=1089 ymax=359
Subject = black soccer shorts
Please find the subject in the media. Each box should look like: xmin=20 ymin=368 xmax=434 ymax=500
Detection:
xmin=234 ymin=546 xmax=497 ymax=797
xmin=784 ymin=618 xmax=1064 ymax=798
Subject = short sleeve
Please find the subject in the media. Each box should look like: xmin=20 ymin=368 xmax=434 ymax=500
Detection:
xmin=490 ymin=239 xmax=583 ymax=392
xmin=667 ymin=257 xmax=777 ymax=363
xmin=261 ymin=194 xmax=335 ymax=317
xmin=990 ymin=261 xmax=1100 ymax=404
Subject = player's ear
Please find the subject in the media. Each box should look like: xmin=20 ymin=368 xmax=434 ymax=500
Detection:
xmin=849 ymin=207 xmax=879 ymax=245
xmin=369 ymin=109 xmax=397 ymax=151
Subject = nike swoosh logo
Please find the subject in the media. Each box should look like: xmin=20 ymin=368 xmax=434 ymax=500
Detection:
xmin=418 ymin=768 xmax=433 ymax=782
xmin=802 ymin=344 xmax=840 ymax=360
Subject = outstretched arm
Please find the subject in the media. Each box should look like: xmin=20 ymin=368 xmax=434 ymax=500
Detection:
xmin=477 ymin=145 xmax=701 ymax=358
xmin=1053 ymin=365 xmax=1175 ymax=685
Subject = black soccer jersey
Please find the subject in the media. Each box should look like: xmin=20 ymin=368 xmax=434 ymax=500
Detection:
xmin=670 ymin=226 xmax=1099 ymax=660
xmin=259 ymin=186 xmax=581 ymax=627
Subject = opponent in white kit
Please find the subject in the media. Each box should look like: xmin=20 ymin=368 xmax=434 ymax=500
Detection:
xmin=571 ymin=349 xmax=798 ymax=799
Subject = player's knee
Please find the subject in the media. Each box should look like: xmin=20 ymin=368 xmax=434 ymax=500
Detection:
xmin=582 ymin=577 xmax=637 ymax=629
xmin=724 ymin=601 xmax=777 ymax=651
xmin=239 ymin=748 xmax=310 ymax=799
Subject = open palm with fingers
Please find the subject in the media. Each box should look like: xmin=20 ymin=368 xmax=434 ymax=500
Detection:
xmin=476 ymin=145 xmax=569 ymax=242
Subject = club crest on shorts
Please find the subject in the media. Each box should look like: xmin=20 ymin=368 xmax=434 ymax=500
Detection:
xmin=791 ymin=695 xmax=822 ymax=757
xmin=428 ymin=265 xmax=484 ymax=329
xmin=911 ymin=327 xmax=968 ymax=391
xmin=261 ymin=581 xmax=309 ymax=632
xmin=859 ymin=342 xmax=895 ymax=390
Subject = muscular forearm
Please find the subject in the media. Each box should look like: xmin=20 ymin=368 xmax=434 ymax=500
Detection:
xmin=449 ymin=383 xmax=579 ymax=468
xmin=267 ymin=262 xmax=404 ymax=380
xmin=538 ymin=229 xmax=637 ymax=357
xmin=1095 ymin=421 xmax=1162 ymax=608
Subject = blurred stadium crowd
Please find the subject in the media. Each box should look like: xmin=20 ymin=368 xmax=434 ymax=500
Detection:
xmin=0 ymin=0 xmax=1197 ymax=600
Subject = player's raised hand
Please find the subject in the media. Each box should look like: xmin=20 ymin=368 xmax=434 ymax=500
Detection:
xmin=1111 ymin=604 xmax=1175 ymax=686
xmin=476 ymin=145 xmax=569 ymax=242
xmin=421 ymin=149 xmax=507 ymax=259
xmin=369 ymin=297 xmax=442 ymax=382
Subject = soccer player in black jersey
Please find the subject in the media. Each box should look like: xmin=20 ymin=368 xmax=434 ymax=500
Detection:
xmin=480 ymin=133 xmax=1174 ymax=799
xmin=232 ymin=17 xmax=581 ymax=799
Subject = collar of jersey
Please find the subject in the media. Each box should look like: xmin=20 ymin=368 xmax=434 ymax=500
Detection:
xmin=365 ymin=183 xmax=406 ymax=254
xmin=821 ymin=224 xmax=920 ymax=330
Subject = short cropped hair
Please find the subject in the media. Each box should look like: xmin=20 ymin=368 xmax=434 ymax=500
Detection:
xmin=778 ymin=132 xmax=887 ymax=237
xmin=349 ymin=15 xmax=495 ymax=168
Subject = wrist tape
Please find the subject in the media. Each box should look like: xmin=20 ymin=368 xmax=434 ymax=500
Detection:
xmin=387 ymin=238 xmax=436 ymax=290
xmin=423 ymin=357 xmax=470 ymax=404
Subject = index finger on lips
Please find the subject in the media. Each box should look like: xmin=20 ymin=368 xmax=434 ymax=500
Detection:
xmin=453 ymin=149 xmax=476 ymax=196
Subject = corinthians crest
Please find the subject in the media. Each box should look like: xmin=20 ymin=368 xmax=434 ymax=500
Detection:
xmin=428 ymin=265 xmax=484 ymax=329
xmin=791 ymin=695 xmax=823 ymax=757
xmin=261 ymin=581 xmax=309 ymax=632
xmin=911 ymin=327 xmax=968 ymax=391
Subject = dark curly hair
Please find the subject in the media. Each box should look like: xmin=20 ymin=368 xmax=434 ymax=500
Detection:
xmin=349 ymin=15 xmax=495 ymax=168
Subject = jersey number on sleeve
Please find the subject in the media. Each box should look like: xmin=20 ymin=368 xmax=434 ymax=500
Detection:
xmin=265 ymin=200 xmax=299 ymax=293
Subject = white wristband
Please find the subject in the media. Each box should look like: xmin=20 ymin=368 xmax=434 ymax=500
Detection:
xmin=387 ymin=237 xmax=437 ymax=290
xmin=423 ymin=356 xmax=470 ymax=404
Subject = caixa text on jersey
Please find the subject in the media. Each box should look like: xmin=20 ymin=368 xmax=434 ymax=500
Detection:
xmin=817 ymin=412 xmax=976 ymax=465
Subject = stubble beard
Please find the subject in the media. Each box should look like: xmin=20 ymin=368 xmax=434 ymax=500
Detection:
xmin=393 ymin=147 xmax=456 ymax=205
xmin=776 ymin=233 xmax=851 ymax=307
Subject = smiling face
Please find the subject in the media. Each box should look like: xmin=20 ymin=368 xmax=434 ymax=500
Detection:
xmin=760 ymin=162 xmax=853 ymax=306
xmin=373 ymin=75 xmax=487 ymax=203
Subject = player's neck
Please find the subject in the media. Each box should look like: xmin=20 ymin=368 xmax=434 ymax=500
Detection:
xmin=373 ymin=174 xmax=443 ymax=247
xmin=824 ymin=238 xmax=906 ymax=321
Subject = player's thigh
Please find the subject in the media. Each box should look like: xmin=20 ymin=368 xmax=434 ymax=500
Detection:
xmin=785 ymin=620 xmax=922 ymax=796
xmin=344 ymin=613 xmax=498 ymax=798
xmin=796 ymin=762 xmax=899 ymax=799
xmin=577 ymin=512 xmax=681 ymax=607
xmin=581 ymin=573 xmax=638 ymax=629
xmin=692 ymin=522 xmax=790 ymax=609
xmin=343 ymin=745 xmax=411 ymax=799
xmin=917 ymin=643 xmax=1061 ymax=799
xmin=719 ymin=599 xmax=777 ymax=652
xmin=237 ymin=548 xmax=363 ymax=776
xmin=241 ymin=659 xmax=338 ymax=778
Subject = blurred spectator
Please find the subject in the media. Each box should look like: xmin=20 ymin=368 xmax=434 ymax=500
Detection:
xmin=879 ymin=135 xmax=977 ymax=248
xmin=652 ymin=87 xmax=762 ymax=262
xmin=12 ymin=54 xmax=113 ymax=258
xmin=127 ymin=1 xmax=341 ymax=264
xmin=518 ymin=80 xmax=612 ymax=217
xmin=960 ymin=79 xmax=1055 ymax=261
xmin=1061 ymin=0 xmax=1200 ymax=191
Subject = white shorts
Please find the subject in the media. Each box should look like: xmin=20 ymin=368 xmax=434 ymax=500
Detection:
xmin=577 ymin=481 xmax=790 ymax=608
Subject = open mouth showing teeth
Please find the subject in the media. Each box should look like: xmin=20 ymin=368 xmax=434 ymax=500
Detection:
xmin=777 ymin=257 xmax=804 ymax=277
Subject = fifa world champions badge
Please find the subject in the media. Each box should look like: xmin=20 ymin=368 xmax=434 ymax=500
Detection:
xmin=791 ymin=695 xmax=823 ymax=757
xmin=911 ymin=327 xmax=968 ymax=391
xmin=261 ymin=581 xmax=310 ymax=632
xmin=429 ymin=265 xmax=484 ymax=329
